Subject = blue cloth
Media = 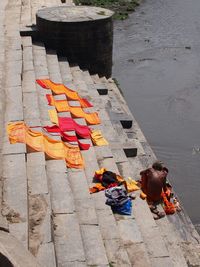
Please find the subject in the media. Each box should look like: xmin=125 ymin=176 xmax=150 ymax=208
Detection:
xmin=111 ymin=198 xmax=132 ymax=216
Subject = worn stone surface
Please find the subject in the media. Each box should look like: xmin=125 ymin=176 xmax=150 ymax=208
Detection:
xmin=103 ymin=238 xmax=132 ymax=267
xmin=126 ymin=243 xmax=152 ymax=267
xmin=29 ymin=194 xmax=50 ymax=256
xmin=117 ymin=218 xmax=144 ymax=244
xmin=27 ymin=153 xmax=48 ymax=195
xmin=96 ymin=209 xmax=120 ymax=240
xmin=80 ymin=224 xmax=109 ymax=266
xmin=59 ymin=58 xmax=73 ymax=83
xmin=3 ymin=154 xmax=27 ymax=223
xmin=46 ymin=161 xmax=75 ymax=214
xmin=9 ymin=222 xmax=28 ymax=249
xmin=75 ymin=198 xmax=98 ymax=225
xmin=23 ymin=92 xmax=40 ymax=120
xmin=53 ymin=214 xmax=85 ymax=263
xmin=36 ymin=242 xmax=56 ymax=267
xmin=68 ymin=170 xmax=91 ymax=200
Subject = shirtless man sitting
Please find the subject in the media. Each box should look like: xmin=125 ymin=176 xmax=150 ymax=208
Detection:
xmin=140 ymin=161 xmax=168 ymax=219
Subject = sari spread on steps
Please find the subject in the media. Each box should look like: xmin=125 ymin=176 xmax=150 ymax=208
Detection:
xmin=48 ymin=110 xmax=108 ymax=146
xmin=46 ymin=94 xmax=100 ymax=125
xmin=43 ymin=125 xmax=90 ymax=150
xmin=48 ymin=109 xmax=91 ymax=138
xmin=36 ymin=79 xmax=92 ymax=108
xmin=7 ymin=122 xmax=84 ymax=169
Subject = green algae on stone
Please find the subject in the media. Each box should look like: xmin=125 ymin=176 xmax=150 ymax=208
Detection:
xmin=74 ymin=0 xmax=140 ymax=20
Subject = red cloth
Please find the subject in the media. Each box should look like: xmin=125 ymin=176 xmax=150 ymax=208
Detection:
xmin=44 ymin=126 xmax=90 ymax=150
xmin=58 ymin=117 xmax=91 ymax=138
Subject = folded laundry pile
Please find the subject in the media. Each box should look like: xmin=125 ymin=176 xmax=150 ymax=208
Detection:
xmin=105 ymin=186 xmax=132 ymax=215
xmin=89 ymin=168 xmax=139 ymax=194
xmin=89 ymin=168 xmax=125 ymax=193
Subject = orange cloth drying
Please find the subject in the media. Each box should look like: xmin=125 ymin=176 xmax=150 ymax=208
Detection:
xmin=36 ymin=79 xmax=93 ymax=108
xmin=47 ymin=94 xmax=100 ymax=125
xmin=161 ymin=191 xmax=176 ymax=215
xmin=89 ymin=183 xmax=106 ymax=193
xmin=7 ymin=122 xmax=84 ymax=169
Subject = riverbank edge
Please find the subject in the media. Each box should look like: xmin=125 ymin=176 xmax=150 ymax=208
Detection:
xmin=73 ymin=0 xmax=141 ymax=19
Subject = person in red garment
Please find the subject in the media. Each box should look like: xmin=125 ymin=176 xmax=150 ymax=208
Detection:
xmin=140 ymin=161 xmax=168 ymax=219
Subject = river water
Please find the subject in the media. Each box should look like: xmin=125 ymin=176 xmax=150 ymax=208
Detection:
xmin=113 ymin=0 xmax=200 ymax=229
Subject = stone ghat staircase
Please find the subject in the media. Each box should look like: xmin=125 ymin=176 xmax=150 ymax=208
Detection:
xmin=1 ymin=32 xmax=200 ymax=266
xmin=1 ymin=0 xmax=200 ymax=267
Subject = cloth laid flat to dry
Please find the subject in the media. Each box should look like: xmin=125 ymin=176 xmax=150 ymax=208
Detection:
xmin=48 ymin=109 xmax=59 ymax=125
xmin=7 ymin=122 xmax=84 ymax=169
xmin=44 ymin=125 xmax=90 ymax=150
xmin=36 ymin=79 xmax=93 ymax=108
xmin=48 ymin=110 xmax=91 ymax=138
xmin=48 ymin=111 xmax=108 ymax=148
xmin=58 ymin=117 xmax=91 ymax=137
xmin=91 ymin=130 xmax=108 ymax=146
xmin=46 ymin=94 xmax=100 ymax=125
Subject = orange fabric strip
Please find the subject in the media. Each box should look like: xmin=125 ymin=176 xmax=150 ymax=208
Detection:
xmin=36 ymin=79 xmax=93 ymax=108
xmin=7 ymin=122 xmax=84 ymax=169
xmin=46 ymin=95 xmax=100 ymax=125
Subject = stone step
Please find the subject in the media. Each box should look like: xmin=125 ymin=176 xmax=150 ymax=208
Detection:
xmin=27 ymin=152 xmax=56 ymax=266
xmin=81 ymin=148 xmax=132 ymax=266
xmin=100 ymin=76 xmax=193 ymax=266
xmin=46 ymin=160 xmax=75 ymax=214
xmin=71 ymin=68 xmax=151 ymax=265
xmin=46 ymin=50 xmax=62 ymax=83
xmin=22 ymin=38 xmax=59 ymax=265
xmin=44 ymin=46 xmax=89 ymax=265
xmin=58 ymin=60 xmax=110 ymax=265
xmin=32 ymin=41 xmax=57 ymax=126
xmin=89 ymin=73 xmax=180 ymax=266
xmin=60 ymin=61 xmax=131 ymax=265
xmin=31 ymin=0 xmax=62 ymax=25
xmin=2 ymin=153 xmax=28 ymax=249
xmin=20 ymin=0 xmax=32 ymax=28
xmin=59 ymin=56 xmax=73 ymax=83
xmin=67 ymin=169 xmax=109 ymax=266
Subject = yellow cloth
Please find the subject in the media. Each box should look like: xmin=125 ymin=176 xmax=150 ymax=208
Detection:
xmin=91 ymin=130 xmax=108 ymax=146
xmin=95 ymin=168 xmax=107 ymax=176
xmin=48 ymin=95 xmax=100 ymax=125
xmin=7 ymin=122 xmax=84 ymax=169
xmin=126 ymin=177 xmax=140 ymax=192
xmin=48 ymin=109 xmax=58 ymax=125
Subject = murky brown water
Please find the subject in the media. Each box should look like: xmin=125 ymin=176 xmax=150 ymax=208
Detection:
xmin=113 ymin=0 xmax=200 ymax=230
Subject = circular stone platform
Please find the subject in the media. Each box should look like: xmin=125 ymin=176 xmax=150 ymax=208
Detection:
xmin=36 ymin=5 xmax=114 ymax=78
xmin=37 ymin=5 xmax=114 ymax=22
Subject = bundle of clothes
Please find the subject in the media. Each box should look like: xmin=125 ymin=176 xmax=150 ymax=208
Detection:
xmin=105 ymin=186 xmax=132 ymax=215
xmin=89 ymin=168 xmax=140 ymax=216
